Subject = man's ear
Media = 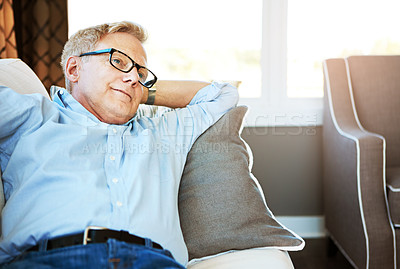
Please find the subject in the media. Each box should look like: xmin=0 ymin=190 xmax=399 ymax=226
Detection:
xmin=65 ymin=56 xmax=81 ymax=84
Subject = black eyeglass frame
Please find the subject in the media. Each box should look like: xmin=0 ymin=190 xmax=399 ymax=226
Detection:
xmin=79 ymin=48 xmax=157 ymax=88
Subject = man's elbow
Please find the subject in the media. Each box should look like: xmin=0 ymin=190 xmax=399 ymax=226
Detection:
xmin=221 ymin=83 xmax=240 ymax=108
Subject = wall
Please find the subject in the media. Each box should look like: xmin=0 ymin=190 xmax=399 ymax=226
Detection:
xmin=241 ymin=126 xmax=323 ymax=216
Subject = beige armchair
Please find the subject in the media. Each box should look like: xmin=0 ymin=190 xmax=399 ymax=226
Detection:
xmin=323 ymin=56 xmax=400 ymax=268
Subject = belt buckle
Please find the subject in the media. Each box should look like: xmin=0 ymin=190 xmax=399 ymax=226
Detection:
xmin=83 ymin=226 xmax=108 ymax=245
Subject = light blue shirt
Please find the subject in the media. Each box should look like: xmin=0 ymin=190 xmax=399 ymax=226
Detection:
xmin=0 ymin=82 xmax=238 ymax=265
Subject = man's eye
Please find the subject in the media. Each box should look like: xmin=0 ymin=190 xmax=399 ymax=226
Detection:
xmin=112 ymin=58 xmax=122 ymax=65
xmin=111 ymin=55 xmax=128 ymax=66
xmin=138 ymin=70 xmax=148 ymax=80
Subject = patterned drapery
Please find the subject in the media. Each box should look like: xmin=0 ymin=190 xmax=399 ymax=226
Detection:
xmin=0 ymin=0 xmax=17 ymax=58
xmin=13 ymin=0 xmax=68 ymax=91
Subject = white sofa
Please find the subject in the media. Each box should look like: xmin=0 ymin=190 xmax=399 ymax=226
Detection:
xmin=0 ymin=58 xmax=299 ymax=268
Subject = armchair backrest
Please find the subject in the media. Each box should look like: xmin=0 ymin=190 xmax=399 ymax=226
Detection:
xmin=346 ymin=56 xmax=400 ymax=167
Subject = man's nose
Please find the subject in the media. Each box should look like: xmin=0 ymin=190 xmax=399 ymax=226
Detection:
xmin=123 ymin=66 xmax=140 ymax=85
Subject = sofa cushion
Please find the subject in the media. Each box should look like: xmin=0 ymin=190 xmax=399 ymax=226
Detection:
xmin=178 ymin=106 xmax=304 ymax=261
xmin=386 ymin=166 xmax=400 ymax=226
xmin=187 ymin=248 xmax=294 ymax=269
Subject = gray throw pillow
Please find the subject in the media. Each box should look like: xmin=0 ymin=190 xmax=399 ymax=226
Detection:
xmin=178 ymin=106 xmax=304 ymax=260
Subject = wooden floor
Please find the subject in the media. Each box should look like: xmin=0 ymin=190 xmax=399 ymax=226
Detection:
xmin=289 ymin=237 xmax=354 ymax=269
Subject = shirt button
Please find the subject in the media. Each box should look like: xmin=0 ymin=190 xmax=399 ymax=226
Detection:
xmin=116 ymin=201 xmax=123 ymax=207
xmin=112 ymin=128 xmax=117 ymax=134
xmin=110 ymin=155 xmax=116 ymax=161
xmin=112 ymin=178 xmax=119 ymax=183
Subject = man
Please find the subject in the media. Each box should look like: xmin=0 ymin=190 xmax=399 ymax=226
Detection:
xmin=0 ymin=21 xmax=238 ymax=268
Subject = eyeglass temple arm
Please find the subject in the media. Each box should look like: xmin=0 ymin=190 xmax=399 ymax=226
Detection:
xmin=79 ymin=48 xmax=112 ymax=57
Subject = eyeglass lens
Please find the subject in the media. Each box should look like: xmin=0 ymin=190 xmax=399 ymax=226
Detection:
xmin=110 ymin=50 xmax=155 ymax=87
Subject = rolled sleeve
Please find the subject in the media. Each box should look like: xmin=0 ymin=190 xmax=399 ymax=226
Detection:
xmin=186 ymin=81 xmax=239 ymax=147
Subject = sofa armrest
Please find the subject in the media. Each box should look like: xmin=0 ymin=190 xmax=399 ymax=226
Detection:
xmin=0 ymin=58 xmax=49 ymax=98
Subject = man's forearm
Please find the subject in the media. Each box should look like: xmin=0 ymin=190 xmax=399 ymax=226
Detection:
xmin=141 ymin=80 xmax=210 ymax=108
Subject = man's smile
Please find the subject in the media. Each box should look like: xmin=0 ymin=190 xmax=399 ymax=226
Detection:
xmin=112 ymin=88 xmax=132 ymax=100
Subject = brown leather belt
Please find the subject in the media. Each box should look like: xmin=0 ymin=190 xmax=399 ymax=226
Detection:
xmin=28 ymin=226 xmax=163 ymax=252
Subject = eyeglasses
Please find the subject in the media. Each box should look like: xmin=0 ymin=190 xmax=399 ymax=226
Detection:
xmin=79 ymin=48 xmax=157 ymax=88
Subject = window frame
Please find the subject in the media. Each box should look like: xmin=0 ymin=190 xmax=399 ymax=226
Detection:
xmin=239 ymin=0 xmax=323 ymax=127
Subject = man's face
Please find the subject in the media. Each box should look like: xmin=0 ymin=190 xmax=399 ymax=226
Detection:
xmin=71 ymin=32 xmax=147 ymax=124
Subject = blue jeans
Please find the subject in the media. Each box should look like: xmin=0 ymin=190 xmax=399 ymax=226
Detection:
xmin=1 ymin=239 xmax=185 ymax=269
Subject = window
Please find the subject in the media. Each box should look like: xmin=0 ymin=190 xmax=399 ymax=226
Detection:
xmin=287 ymin=0 xmax=400 ymax=98
xmin=68 ymin=0 xmax=262 ymax=99
xmin=68 ymin=0 xmax=400 ymax=126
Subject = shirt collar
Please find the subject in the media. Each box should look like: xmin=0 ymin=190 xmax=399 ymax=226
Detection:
xmin=50 ymin=86 xmax=138 ymax=126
